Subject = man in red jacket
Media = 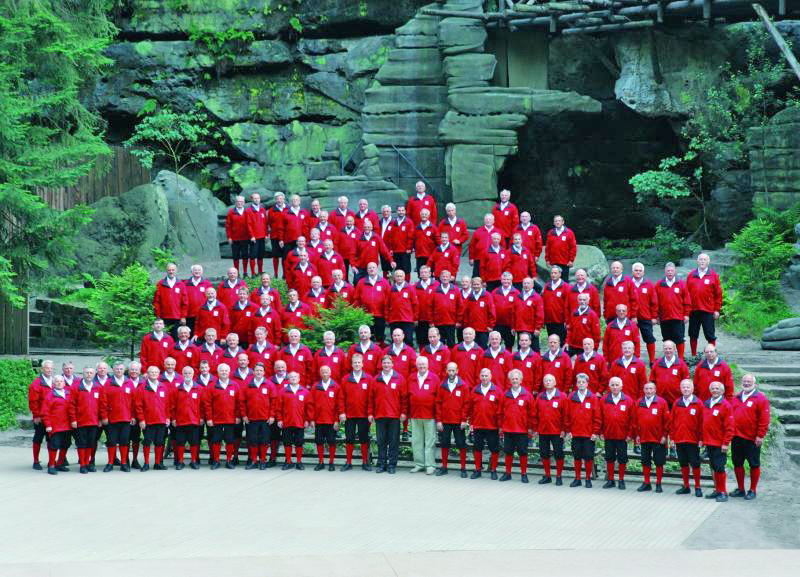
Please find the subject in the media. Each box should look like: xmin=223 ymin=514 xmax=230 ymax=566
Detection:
xmin=340 ymin=354 xmax=372 ymax=471
xmin=225 ymin=195 xmax=250 ymax=276
xmin=316 ymin=239 xmax=345 ymax=288
xmin=135 ymin=366 xmax=170 ymax=472
xmin=451 ymin=327 xmax=485 ymax=387
xmin=468 ymin=214 xmax=498 ymax=278
xmin=437 ymin=203 xmax=469 ymax=251
xmin=419 ymin=326 xmax=451 ymax=380
xmin=428 ymin=231 xmax=460 ymax=278
xmin=602 ymin=304 xmax=640 ymax=362
xmin=544 ymin=215 xmax=577 ymax=281
xmin=481 ymin=331 xmax=514 ymax=392
xmin=102 ymin=362 xmax=135 ymax=472
xmin=515 ymin=211 xmax=543 ymax=261
xmin=279 ymin=329 xmax=314 ymax=387
xmin=68 ymin=366 xmax=103 ymax=474
xmin=329 ymin=195 xmax=355 ymax=231
xmin=198 ymin=328 xmax=224 ymax=374
xmin=240 ymin=363 xmax=274 ymax=469
xmin=153 ymin=263 xmax=187 ymax=337
xmin=313 ymin=330 xmax=347 ymax=383
xmin=281 ymin=195 xmax=310 ymax=262
xmin=655 ymin=262 xmax=691 ymax=360
xmin=542 ymin=266 xmax=569 ymax=346
xmin=512 ymin=332 xmax=542 ymax=393
xmin=172 ymin=326 xmax=200 ymax=373
xmin=566 ymin=268 xmax=600 ymax=319
xmin=730 ymin=374 xmax=771 ymax=500
xmin=41 ymin=375 xmax=71 ymax=475
xmin=170 ymin=366 xmax=203 ymax=470
xmin=609 ymin=340 xmax=647 ymax=402
xmin=671 ymin=379 xmax=704 ymax=497
xmin=183 ymin=264 xmax=214 ymax=335
xmin=386 ymin=269 xmax=417 ymax=346
xmin=534 ymin=374 xmax=568 ymax=485
xmin=311 ymin=365 xmax=341 ymax=471
xmin=354 ymin=262 xmax=391 ymax=344
xmin=492 ymin=188 xmax=519 ymax=243
xmin=649 ymin=340 xmax=690 ymax=407
xmin=687 ymin=253 xmax=723 ymax=356
xmin=461 ymin=277 xmax=496 ymax=349
xmin=468 ymin=367 xmax=502 ymax=479
xmin=693 ymin=344 xmax=734 ymax=401
xmin=267 ymin=192 xmax=287 ymax=277
xmin=566 ymin=293 xmax=601 ymax=357
xmin=369 ymin=355 xmax=407 ymax=474
xmin=229 ymin=286 xmax=257 ymax=348
xmin=288 ymin=252 xmax=317 ymax=297
xmin=602 ymin=261 xmax=638 ymax=323
xmin=253 ymin=293 xmax=283 ymax=346
xmin=407 ymin=356 xmax=439 ymax=475
xmin=245 ymin=191 xmax=269 ymax=277
xmin=508 ymin=234 xmax=535 ymax=289
xmin=347 ymin=325 xmax=382 ymax=375
xmin=540 ymin=334 xmax=572 ymax=394
xmin=480 ymin=233 xmax=509 ymax=292
xmin=413 ymin=208 xmax=438 ymax=274
xmin=431 ymin=269 xmax=459 ymax=347
xmin=406 ymin=180 xmax=438 ymax=226
xmin=631 ymin=262 xmax=658 ymax=365
xmin=140 ymin=318 xmax=175 ymax=373
xmin=600 ymin=376 xmax=634 ymax=490
xmin=492 ymin=272 xmax=519 ymax=350
xmin=565 ymin=373 xmax=601 ymax=487
xmin=194 ymin=288 xmax=230 ymax=343
xmin=281 ymin=289 xmax=311 ymax=336
xmin=354 ymin=198 xmax=380 ymax=232
xmin=634 ymin=381 xmax=670 ymax=493
xmin=277 ymin=371 xmax=311 ymax=470
xmin=515 ymin=277 xmax=544 ymax=351
xmin=499 ymin=369 xmax=534 ymax=483
xmin=205 ymin=363 xmax=241 ymax=469
xmin=435 ymin=362 xmax=469 ymax=478
xmin=702 ymin=381 xmax=734 ymax=502
xmin=573 ymin=338 xmax=607 ymax=395
xmin=386 ymin=205 xmax=414 ymax=276
xmin=324 ymin=269 xmax=355 ymax=309
xmin=413 ymin=265 xmax=438 ymax=347
xmin=354 ymin=219 xmax=394 ymax=285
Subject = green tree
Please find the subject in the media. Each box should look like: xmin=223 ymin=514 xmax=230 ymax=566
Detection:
xmin=300 ymin=299 xmax=373 ymax=351
xmin=0 ymin=0 xmax=115 ymax=306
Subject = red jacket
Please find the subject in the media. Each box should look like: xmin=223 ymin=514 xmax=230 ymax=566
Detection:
xmin=279 ymin=345 xmax=314 ymax=386
xmin=573 ymin=352 xmax=608 ymax=394
xmin=566 ymin=283 xmax=601 ymax=319
xmin=565 ymin=390 xmax=602 ymax=438
xmin=68 ymin=381 xmax=103 ymax=427
xmin=171 ymin=341 xmax=200 ymax=372
xmin=649 ymin=357 xmax=690 ymax=406
xmin=135 ymin=381 xmax=169 ymax=424
xmin=480 ymin=246 xmax=510 ymax=282
xmin=436 ymin=378 xmax=469 ymax=424
xmin=437 ymin=217 xmax=469 ymax=248
xmin=687 ymin=268 xmax=723 ymax=313
xmin=354 ymin=276 xmax=391 ymax=319
xmin=41 ymin=389 xmax=71 ymax=433
xmin=655 ymin=278 xmax=691 ymax=321
xmin=324 ymin=282 xmax=355 ymax=309
xmin=413 ymin=224 xmax=438 ymax=259
xmin=386 ymin=282 xmax=418 ymax=324
xmin=492 ymin=286 xmax=520 ymax=328
xmin=369 ymin=371 xmax=407 ymax=419
xmin=169 ymin=383 xmax=204 ymax=426
xmin=430 ymin=284 xmax=460 ymax=326
xmin=481 ymin=347 xmax=514 ymax=392
xmin=205 ymin=381 xmax=241 ymax=424
xmin=600 ymin=393 xmax=635 ymax=440
xmin=500 ymin=388 xmax=535 ymax=434
xmin=313 ymin=223 xmax=338 ymax=247
xmin=313 ymin=347 xmax=348 ymax=383
xmin=669 ymin=395 xmax=704 ymax=444
xmin=247 ymin=341 xmax=279 ymax=375
xmin=693 ymin=359 xmax=734 ymax=402
xmin=281 ymin=301 xmax=311 ymax=334
xmin=602 ymin=276 xmax=639 ymax=320
xmin=512 ymin=350 xmax=542 ymax=392
xmin=407 ymin=372 xmax=440 ymax=419
xmin=282 ymin=208 xmax=310 ymax=243
xmin=468 ymin=384 xmax=502 ymax=430
xmin=194 ymin=301 xmax=230 ymax=341
xmin=341 ymin=372 xmax=372 ymax=418
xmin=316 ymin=251 xmax=346 ymax=287
xmin=633 ymin=396 xmax=670 ymax=443
xmin=267 ymin=205 xmax=285 ymax=240
xmin=153 ymin=278 xmax=188 ymax=320
xmin=492 ymin=202 xmax=520 ymax=239
xmin=468 ymin=225 xmax=498 ymax=262
xmin=346 ymin=342 xmax=383 ymax=375
xmin=702 ymin=398 xmax=734 ymax=447
xmin=544 ymin=227 xmax=577 ymax=265
xmin=183 ymin=277 xmax=215 ymax=318
xmin=731 ymin=391 xmax=770 ymax=441
xmin=329 ymin=208 xmax=355 ymax=232
xmin=252 ymin=306 xmax=283 ymax=345
xmin=246 ymin=203 xmax=268 ymax=239
xmin=249 ymin=286 xmax=283 ymax=310
xmin=450 ymin=343 xmax=485 ymax=386
xmin=540 ymin=350 xmax=573 ymax=394
xmin=460 ymin=290 xmax=495 ymax=332
xmin=198 ymin=343 xmax=224 ymax=374
xmin=230 ymin=366 xmax=254 ymax=388
xmin=355 ymin=233 xmax=392 ymax=270
xmin=240 ymin=378 xmax=274 ymax=421
xmin=383 ymin=344 xmax=417 ymax=379
xmin=337 ymin=226 xmax=361 ymax=261
xmin=429 ymin=243 xmax=460 ymax=277
xmin=514 ymin=290 xmax=544 ymax=333
xmin=311 ymin=380 xmax=342 ymax=425
xmin=230 ymin=301 xmax=257 ymax=343
xmin=354 ymin=210 xmax=380 ymax=232
xmin=507 ymin=246 xmax=535 ymax=282
xmin=385 ymin=217 xmax=414 ymax=253
xmin=632 ymin=279 xmax=659 ymax=321
xmin=608 ymin=357 xmax=647 ymax=401
xmin=602 ymin=319 xmax=640 ymax=362
xmin=285 ymin=248 xmax=319 ymax=274
xmin=406 ymin=193 xmax=438 ymax=226
xmin=514 ymin=224 xmax=543 ymax=259
xmin=277 ymin=385 xmax=312 ymax=428
xmin=534 ymin=389 xmax=568 ymax=435
xmin=418 ymin=343 xmax=451 ymax=380
xmin=102 ymin=378 xmax=134 ymax=423
xmin=566 ymin=308 xmax=601 ymax=350
xmin=542 ymin=280 xmax=570 ymax=324
xmin=288 ymin=263 xmax=317 ymax=297
xmin=139 ymin=332 xmax=175 ymax=372
xmin=414 ymin=280 xmax=438 ymax=323
xmin=225 ymin=207 xmax=249 ymax=241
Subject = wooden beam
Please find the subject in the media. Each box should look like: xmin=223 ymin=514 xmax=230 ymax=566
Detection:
xmin=753 ymin=3 xmax=800 ymax=81
xmin=562 ymin=19 xmax=654 ymax=33
xmin=778 ymin=0 xmax=785 ymax=16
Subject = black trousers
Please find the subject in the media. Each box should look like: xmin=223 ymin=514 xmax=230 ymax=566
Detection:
xmin=604 ymin=439 xmax=628 ymax=464
xmin=375 ymin=417 xmax=400 ymax=467
xmin=74 ymin=426 xmax=99 ymax=449
xmin=353 ymin=268 xmax=367 ymax=287
xmin=545 ymin=322 xmax=567 ymax=346
xmin=553 ymin=264 xmax=570 ymax=282
xmin=472 ymin=260 xmax=480 ymax=278
xmin=47 ymin=431 xmax=69 ymax=450
xmin=162 ymin=318 xmax=182 ymax=340
xmin=539 ymin=434 xmax=564 ymax=460
xmin=676 ymin=443 xmax=701 ymax=469
xmin=689 ymin=310 xmax=716 ymax=342
xmin=567 ymin=345 xmax=583 ymax=357
xmin=314 ymin=423 xmax=337 ymax=445
xmin=283 ymin=426 xmax=304 ymax=447
xmin=731 ymin=436 xmax=761 ymax=468
xmin=707 ymin=445 xmax=727 ymax=473
xmin=496 ymin=325 xmax=514 ymax=350
xmin=390 ymin=322 xmax=415 ymax=347
xmin=638 ymin=318 xmax=656 ymax=344
xmin=437 ymin=325 xmax=456 ymax=347
xmin=106 ymin=422 xmax=131 ymax=447
xmin=129 ymin=422 xmax=141 ymax=443
xmin=371 ymin=317 xmax=387 ymax=343
xmin=345 ymin=417 xmax=370 ymax=443
xmin=415 ymin=255 xmax=429 ymax=274
xmin=246 ymin=420 xmax=271 ymax=445
xmin=270 ymin=422 xmax=283 ymax=444
xmin=475 ymin=331 xmax=489 ymax=349
xmin=415 ymin=321 xmax=430 ymax=349
xmin=440 ymin=423 xmax=466 ymax=449
xmin=33 ymin=421 xmax=46 ymax=445
xmin=485 ymin=280 xmax=501 ymax=293
xmin=503 ymin=432 xmax=529 ymax=456
xmin=271 ymin=239 xmax=285 ymax=259
xmin=174 ymin=425 xmax=200 ymax=446
xmin=143 ymin=424 xmax=167 ymax=446
xmin=474 ymin=429 xmax=499 ymax=453
xmin=249 ymin=238 xmax=266 ymax=259
xmin=394 ymin=252 xmax=411 ymax=276
xmin=231 ymin=240 xmax=250 ymax=261
xmin=380 ymin=255 xmax=393 ymax=277
xmin=211 ymin=423 xmax=237 ymax=444
xmin=660 ymin=319 xmax=685 ymax=345
xmin=571 ymin=436 xmax=595 ymax=460
xmin=641 ymin=441 xmax=667 ymax=467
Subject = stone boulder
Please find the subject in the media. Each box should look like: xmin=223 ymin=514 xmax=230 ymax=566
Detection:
xmin=536 ymin=245 xmax=610 ymax=285
xmin=761 ymin=318 xmax=800 ymax=351
xmin=748 ymin=106 xmax=800 ymax=209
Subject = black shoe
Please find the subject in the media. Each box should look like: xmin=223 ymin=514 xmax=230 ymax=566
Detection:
xmin=633 ymin=445 xmax=641 ymax=455
xmin=88 ymin=464 xmax=96 ymax=473
xmin=189 ymin=461 xmax=200 ymax=470
xmin=154 ymin=463 xmax=166 ymax=471
xmin=401 ymin=432 xmax=409 ymax=442
xmin=730 ymin=488 xmax=746 ymax=498
xmin=618 ymin=480 xmax=626 ymax=490
xmin=103 ymin=464 xmax=114 ymax=473
xmin=225 ymin=461 xmax=236 ymax=470
xmin=375 ymin=466 xmax=385 ymax=473
xmin=131 ymin=459 xmax=141 ymax=470
xmin=705 ymin=490 xmax=720 ymax=499
xmin=745 ymin=490 xmax=757 ymax=500
xmin=259 ymin=462 xmax=267 ymax=470
xmin=80 ymin=466 xmax=88 ymax=474
xmin=47 ymin=466 xmax=57 ymax=475
xmin=490 ymin=471 xmax=498 ymax=480
xmin=246 ymin=458 xmax=253 ymax=468
xmin=471 ymin=470 xmax=482 ymax=479
xmin=341 ymin=463 xmax=353 ymax=472
xmin=64 ymin=457 xmax=71 ymax=466
xmin=521 ymin=474 xmax=529 ymax=483
xmin=141 ymin=464 xmax=150 ymax=472
xmin=655 ymin=483 xmax=663 ymax=493
xmin=246 ymin=462 xmax=258 ymax=470
xmin=570 ymin=479 xmax=582 ymax=488
xmin=56 ymin=465 xmax=69 ymax=472
xmin=499 ymin=473 xmax=511 ymax=482
xmin=295 ymin=463 xmax=304 ymax=470
xmin=314 ymin=463 xmax=325 ymax=471
xmin=328 ymin=464 xmax=336 ymax=472
xmin=120 ymin=464 xmax=131 ymax=472
xmin=435 ymin=468 xmax=449 ymax=476
xmin=716 ymin=492 xmax=728 ymax=502
xmin=555 ymin=476 xmax=563 ymax=486
xmin=266 ymin=459 xmax=277 ymax=468
xmin=676 ymin=486 xmax=691 ymax=495
xmin=695 ymin=488 xmax=703 ymax=498
xmin=637 ymin=483 xmax=652 ymax=492
xmin=538 ymin=476 xmax=552 ymax=485
xmin=460 ymin=469 xmax=467 ymax=478
xmin=175 ymin=462 xmax=185 ymax=470
xmin=387 ymin=466 xmax=396 ymax=474
xmin=585 ymin=479 xmax=592 ymax=488
xmin=210 ymin=462 xmax=221 ymax=470
xmin=232 ymin=455 xmax=240 ymax=466
xmin=33 ymin=462 xmax=43 ymax=471
xmin=603 ymin=480 xmax=616 ymax=489
xmin=362 ymin=463 xmax=372 ymax=471
xmin=282 ymin=462 xmax=293 ymax=470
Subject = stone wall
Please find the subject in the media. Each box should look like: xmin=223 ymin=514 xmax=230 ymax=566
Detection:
xmin=749 ymin=106 xmax=800 ymax=209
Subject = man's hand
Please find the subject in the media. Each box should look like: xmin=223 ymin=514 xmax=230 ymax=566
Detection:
xmin=635 ymin=436 xmax=641 ymax=444
xmin=339 ymin=413 xmax=346 ymax=423
xmin=660 ymin=436 xmax=666 ymax=444
xmin=304 ymin=421 xmax=309 ymax=428
xmin=33 ymin=417 xmax=41 ymax=425
xmin=721 ymin=444 xmax=729 ymax=452
xmin=436 ymin=422 xmax=444 ymax=432
xmin=755 ymin=436 xmax=764 ymax=447
xmin=207 ymin=420 xmax=214 ymax=427
xmin=70 ymin=421 xmax=78 ymax=429
xmin=250 ymin=237 xmax=256 ymax=243
xmin=242 ymin=417 xmax=249 ymax=425
xmin=400 ymin=413 xmax=407 ymax=422
xmin=277 ymin=420 xmax=283 ymax=428
xmin=590 ymin=434 xmax=597 ymax=442
xmin=139 ymin=421 xmax=146 ymax=430
xmin=46 ymin=427 xmax=52 ymax=433
xmin=368 ymin=415 xmax=374 ymax=424
xmin=460 ymin=422 xmax=467 ymax=430
xmin=567 ymin=261 xmax=574 ymax=267
xmin=235 ymin=418 xmax=241 ymax=425
xmin=390 ymin=262 xmax=397 ymax=269
xmin=652 ymin=319 xmax=660 ymax=325
xmin=130 ymin=418 xmax=136 ymax=426
xmin=713 ymin=311 xmax=720 ymax=320
xmin=180 ymin=318 xmax=186 ymax=325
xmin=102 ymin=419 xmax=108 ymax=426
xmin=268 ymin=417 xmax=275 ymax=425
xmin=559 ymin=431 xmax=565 ymax=439
xmin=333 ymin=422 xmax=339 ymax=432
xmin=683 ymin=316 xmax=689 ymax=323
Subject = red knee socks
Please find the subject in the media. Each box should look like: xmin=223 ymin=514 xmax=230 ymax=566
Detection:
xmin=328 ymin=444 xmax=336 ymax=464
xmin=734 ymin=466 xmax=745 ymax=490
xmin=681 ymin=466 xmax=690 ymax=487
xmin=646 ymin=342 xmax=656 ymax=366
xmin=143 ymin=445 xmax=151 ymax=465
xmin=249 ymin=259 xmax=256 ymax=277
xmin=33 ymin=442 xmax=42 ymax=463
xmin=119 ymin=445 xmax=129 ymax=465
xmin=107 ymin=446 xmax=117 ymax=466
xmin=346 ymin=444 xmax=354 ymax=464
xmin=225 ymin=442 xmax=234 ymax=463
xmin=273 ymin=257 xmax=280 ymax=277
xmin=490 ymin=453 xmax=499 ymax=472
xmin=556 ymin=458 xmax=564 ymax=477
xmin=360 ymin=443 xmax=370 ymax=464
xmin=296 ymin=446 xmax=303 ymax=462
xmin=543 ymin=458 xmax=551 ymax=477
xmin=656 ymin=465 xmax=663 ymax=485
xmin=574 ymin=459 xmax=582 ymax=480
xmin=584 ymin=459 xmax=592 ymax=480
xmin=750 ymin=467 xmax=761 ymax=492
xmin=317 ymin=444 xmax=325 ymax=464
xmin=440 ymin=447 xmax=449 ymax=469
xmin=47 ymin=449 xmax=57 ymax=467
xmin=693 ymin=467 xmax=702 ymax=489
xmin=643 ymin=465 xmax=651 ymax=484
xmin=520 ymin=455 xmax=528 ymax=475
xmin=677 ymin=342 xmax=685 ymax=360
xmin=271 ymin=440 xmax=279 ymax=460
xmin=690 ymin=339 xmax=698 ymax=356
xmin=155 ymin=445 xmax=164 ymax=465
xmin=190 ymin=445 xmax=199 ymax=463
xmin=474 ymin=450 xmax=483 ymax=471
xmin=233 ymin=259 xmax=240 ymax=274
xmin=607 ymin=461 xmax=615 ymax=481
xmin=131 ymin=442 xmax=139 ymax=463
xmin=459 ymin=448 xmax=467 ymax=470
xmin=248 ymin=445 xmax=258 ymax=463
xmin=259 ymin=444 xmax=267 ymax=462
xmin=505 ymin=454 xmax=513 ymax=474
xmin=211 ymin=443 xmax=221 ymax=463
xmin=257 ymin=258 xmax=264 ymax=275
xmin=56 ymin=448 xmax=67 ymax=466
xmin=618 ymin=463 xmax=626 ymax=481
xmin=175 ymin=446 xmax=185 ymax=463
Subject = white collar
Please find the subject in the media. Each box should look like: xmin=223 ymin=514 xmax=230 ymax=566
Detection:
xmin=611 ymin=393 xmax=622 ymax=404
xmin=622 ymin=356 xmax=634 ymax=368
xmin=555 ymin=226 xmax=565 ymax=235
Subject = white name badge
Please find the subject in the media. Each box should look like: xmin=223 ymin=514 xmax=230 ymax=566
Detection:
xmin=556 ymin=291 xmax=562 ymax=297
xmin=245 ymin=311 xmax=251 ymax=317
xmin=509 ymin=296 xmax=515 ymax=302
xmin=585 ymin=402 xmax=591 ymax=409
xmin=328 ymin=391 xmax=335 ymax=398
xmin=93 ymin=392 xmax=99 ymax=399
xmin=552 ymin=401 xmax=558 ymax=408
xmin=704 ymin=279 xmax=710 ymax=285
xmin=376 ymin=286 xmax=382 ymax=292
xmin=590 ymin=363 xmax=596 ymax=370
xmin=426 ymin=231 xmax=431 ymax=237
xmin=401 ymin=355 xmax=407 ymax=362
xmin=504 ymin=210 xmax=509 ymax=216
xmin=618 ymin=286 xmax=624 ymax=292
xmin=298 ymin=355 xmax=304 ymax=361
xmin=630 ymin=368 xmax=636 ymax=374
xmin=367 ymin=354 xmax=373 ymax=360
xmin=714 ymin=370 xmax=720 ymax=377
xmin=518 ymin=399 xmax=524 ymax=406
xmin=262 ymin=388 xmax=268 ymax=395
xmin=526 ymin=361 xmax=532 ymax=368
xmin=371 ymin=241 xmax=376 ymax=247
xmin=362 ymin=383 xmax=368 ymax=390
xmin=174 ymin=287 xmax=181 ymax=294
xmin=620 ymin=405 xmax=626 ymax=411
xmin=125 ymin=388 xmax=131 ymax=394
xmin=479 ymin=301 xmax=485 ymax=308
xmin=489 ymin=395 xmax=495 ymax=401
xmin=456 ymin=390 xmax=461 ymax=397
xmin=747 ymin=401 xmax=753 ymax=407
xmin=582 ymin=318 xmax=587 ymax=325
xmin=229 ymin=390 xmax=235 ymax=397
xmin=527 ymin=301 xmax=532 ymax=307
xmin=561 ymin=236 xmax=566 ymax=241
xmin=296 ymin=311 xmax=302 ymax=317
xmin=523 ymin=255 xmax=528 ymax=260
xmin=192 ymin=393 xmax=198 ymax=399
xmin=449 ymin=293 xmax=455 ymax=300
xmin=555 ymin=361 xmax=561 ymax=368
xmin=652 ymin=408 xmax=658 ymax=415
xmin=642 ymin=288 xmax=648 ymax=294
xmin=500 ymin=254 xmax=505 ymax=260
xmin=672 ymin=369 xmax=678 ymax=375
xmin=299 ymin=395 xmax=305 ymax=401
xmin=213 ymin=310 xmax=219 ymax=317
xmin=422 ymin=384 xmax=429 ymax=390
xmin=267 ymin=317 xmax=272 ymax=323
xmin=435 ymin=355 xmax=442 ymax=361
xmin=199 ymin=287 xmax=206 ymax=292
xmin=403 ymin=292 xmax=408 ymax=298
xmin=163 ymin=341 xmax=169 ymax=348
xmin=159 ymin=391 xmax=165 ymax=398
xmin=390 ymin=383 xmax=396 ymax=390
xmin=470 ymin=354 xmax=476 ymax=361
xmin=712 ymin=409 xmax=719 ymax=416
xmin=624 ymin=330 xmax=630 ymax=336
xmin=674 ymin=287 xmax=680 ymax=294
xmin=690 ymin=408 xmax=696 ymax=415
xmin=187 ymin=351 xmax=193 ymax=358
xmin=499 ymin=358 xmax=505 ymax=365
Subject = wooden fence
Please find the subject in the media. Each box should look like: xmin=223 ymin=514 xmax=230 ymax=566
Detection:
xmin=0 ymin=299 xmax=28 ymax=355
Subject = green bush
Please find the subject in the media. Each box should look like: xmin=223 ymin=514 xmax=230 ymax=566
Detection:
xmin=595 ymin=226 xmax=698 ymax=263
xmin=300 ymin=298 xmax=373 ymax=351
xmin=0 ymin=359 xmax=36 ymax=429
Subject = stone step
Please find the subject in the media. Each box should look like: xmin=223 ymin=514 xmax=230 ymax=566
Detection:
xmin=17 ymin=415 xmax=33 ymax=430
xmin=749 ymin=373 xmax=800 ymax=384
xmin=739 ymin=365 xmax=800 ymax=374
xmin=758 ymin=384 xmax=800 ymax=398
xmin=775 ymin=408 xmax=800 ymax=424
xmin=784 ymin=423 xmax=800 ymax=437
xmin=788 ymin=449 xmax=800 ymax=465
xmin=771 ymin=397 xmax=800 ymax=411
xmin=785 ymin=438 xmax=800 ymax=451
